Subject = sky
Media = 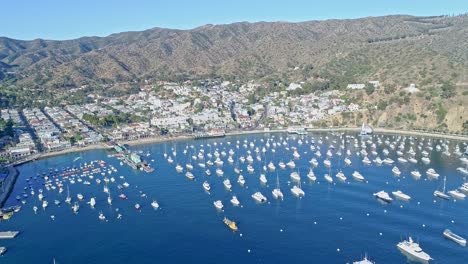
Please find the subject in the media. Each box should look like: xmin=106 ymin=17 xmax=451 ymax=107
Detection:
xmin=2 ymin=0 xmax=467 ymax=40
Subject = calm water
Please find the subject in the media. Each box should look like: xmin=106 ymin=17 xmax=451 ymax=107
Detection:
xmin=1 ymin=132 xmax=467 ymax=263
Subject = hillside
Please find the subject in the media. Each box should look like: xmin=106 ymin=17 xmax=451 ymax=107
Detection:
xmin=0 ymin=14 xmax=467 ymax=88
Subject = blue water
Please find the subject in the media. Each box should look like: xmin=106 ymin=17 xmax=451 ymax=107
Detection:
xmin=1 ymin=133 xmax=467 ymax=263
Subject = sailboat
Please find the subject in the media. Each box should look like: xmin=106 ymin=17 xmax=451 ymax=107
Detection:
xmin=107 ymin=192 xmax=112 ymax=205
xmin=65 ymin=185 xmax=71 ymax=204
xmin=272 ymin=172 xmax=284 ymax=200
xmin=434 ymin=176 xmax=450 ymax=200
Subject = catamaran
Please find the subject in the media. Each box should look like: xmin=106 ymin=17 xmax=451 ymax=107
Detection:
xmin=272 ymin=172 xmax=284 ymax=200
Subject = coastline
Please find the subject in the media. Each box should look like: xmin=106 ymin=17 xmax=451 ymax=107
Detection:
xmin=0 ymin=166 xmax=19 ymax=208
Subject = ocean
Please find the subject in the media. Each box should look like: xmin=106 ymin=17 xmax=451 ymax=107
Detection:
xmin=1 ymin=132 xmax=467 ymax=263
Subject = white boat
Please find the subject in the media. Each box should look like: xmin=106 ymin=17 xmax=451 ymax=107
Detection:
xmin=259 ymin=174 xmax=267 ymax=184
xmin=460 ymin=182 xmax=468 ymax=193
xmin=408 ymin=157 xmax=418 ymax=164
xmin=397 ymin=237 xmax=432 ymax=262
xmin=307 ymin=169 xmax=316 ymax=181
xmin=291 ymin=184 xmax=305 ymax=197
xmin=443 ymin=229 xmax=466 ymax=246
xmin=278 ymin=161 xmax=286 ymax=169
xmin=186 ymin=163 xmax=194 ymax=171
xmin=272 ymin=172 xmax=284 ymax=200
xmin=88 ymin=197 xmax=96 ymax=208
xmin=107 ymin=193 xmax=112 ymax=205
xmin=323 ymin=159 xmax=331 ymax=168
xmin=216 ymin=168 xmax=224 ymax=176
xmin=42 ymin=200 xmax=48 ymax=210
xmin=251 ymin=192 xmax=267 ymax=203
xmin=352 ymin=171 xmax=365 ymax=181
xmin=286 ymin=160 xmax=296 ymax=169
xmin=392 ymin=166 xmax=401 ymax=176
xmin=434 ymin=176 xmax=450 ymax=200
xmin=411 ymin=170 xmax=422 ymax=179
xmin=33 ymin=206 xmax=38 ymax=214
xmin=203 ymin=181 xmax=211 ymax=192
xmin=290 ymin=171 xmax=300 ymax=182
xmin=77 ymin=193 xmax=84 ymax=201
xmin=421 ymin=157 xmax=431 ymax=164
xmin=213 ymin=200 xmax=224 ymax=210
xmin=72 ymin=202 xmax=79 ymax=213
xmin=324 ymin=174 xmax=333 ymax=183
xmin=151 ymin=200 xmax=159 ymax=209
xmin=373 ymin=190 xmax=393 ymax=202
xmin=398 ymin=157 xmax=408 ymax=163
xmin=362 ymin=156 xmax=371 ymax=165
xmin=383 ymin=158 xmax=394 ymax=165
xmin=426 ymin=168 xmax=439 ymax=179
xmin=448 ymin=190 xmax=466 ymax=199
xmin=353 ymin=255 xmax=375 ymax=264
xmin=344 ymin=157 xmax=352 ymax=166
xmin=223 ymin=179 xmax=232 ymax=190
xmin=336 ymin=170 xmax=346 ymax=182
xmin=237 ymin=175 xmax=246 ymax=186
xmin=392 ymin=190 xmax=411 ymax=201
xmin=230 ymin=196 xmax=240 ymax=206
xmin=98 ymin=212 xmax=106 ymax=221
xmin=267 ymin=162 xmax=276 ymax=171
xmin=175 ymin=164 xmax=183 ymax=173
xmin=185 ymin=172 xmax=195 ymax=180
xmin=246 ymin=165 xmax=254 ymax=173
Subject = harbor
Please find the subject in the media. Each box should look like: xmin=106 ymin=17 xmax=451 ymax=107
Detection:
xmin=0 ymin=131 xmax=467 ymax=263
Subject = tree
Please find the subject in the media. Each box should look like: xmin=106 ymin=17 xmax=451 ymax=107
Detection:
xmin=440 ymin=81 xmax=455 ymax=98
xmin=365 ymin=83 xmax=375 ymax=95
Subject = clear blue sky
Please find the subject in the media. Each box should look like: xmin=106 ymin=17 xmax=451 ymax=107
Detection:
xmin=2 ymin=0 xmax=467 ymax=40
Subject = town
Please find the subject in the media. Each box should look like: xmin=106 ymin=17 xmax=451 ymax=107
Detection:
xmin=0 ymin=79 xmax=400 ymax=164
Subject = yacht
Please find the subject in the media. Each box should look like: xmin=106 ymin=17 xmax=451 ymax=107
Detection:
xmin=392 ymin=166 xmax=401 ymax=176
xmin=323 ymin=159 xmax=331 ymax=168
xmin=336 ymin=170 xmax=346 ymax=182
xmin=230 ymin=196 xmax=240 ymax=206
xmin=374 ymin=157 xmax=383 ymax=165
xmin=362 ymin=156 xmax=371 ymax=165
xmin=344 ymin=157 xmax=352 ymax=166
xmin=267 ymin=162 xmax=276 ymax=171
xmin=324 ymin=174 xmax=333 ymax=183
xmin=186 ymin=163 xmax=194 ymax=171
xmin=398 ymin=157 xmax=408 ymax=163
xmin=259 ymin=174 xmax=267 ymax=184
xmin=185 ymin=172 xmax=195 ymax=180
xmin=205 ymin=169 xmax=211 ymax=176
xmin=42 ymin=200 xmax=48 ymax=210
xmin=310 ymin=158 xmax=318 ymax=167
xmin=98 ymin=212 xmax=106 ymax=221
xmin=251 ymin=192 xmax=267 ymax=203
xmin=286 ymin=160 xmax=296 ymax=169
xmin=383 ymin=158 xmax=394 ymax=165
xmin=237 ymin=175 xmax=246 ymax=186
xmin=373 ymin=190 xmax=393 ymax=202
xmin=216 ymin=168 xmax=224 ymax=176
xmin=460 ymin=182 xmax=468 ymax=193
xmin=278 ymin=161 xmax=286 ymax=169
xmin=397 ymin=237 xmax=432 ymax=262
xmin=213 ymin=200 xmax=224 ymax=210
xmin=290 ymin=171 xmax=300 ymax=182
xmin=89 ymin=197 xmax=96 ymax=208
xmin=408 ymin=157 xmax=418 ymax=164
xmin=443 ymin=229 xmax=466 ymax=246
xmin=135 ymin=203 xmax=141 ymax=210
xmin=203 ymin=181 xmax=211 ymax=192
xmin=72 ymin=202 xmax=79 ymax=213
xmin=246 ymin=165 xmax=254 ymax=173
xmin=307 ymin=169 xmax=316 ymax=181
xmin=426 ymin=168 xmax=440 ymax=179
xmin=352 ymin=171 xmax=365 ymax=181
xmin=151 ymin=200 xmax=159 ymax=209
xmin=421 ymin=157 xmax=431 ymax=164
xmin=448 ymin=189 xmax=466 ymax=199
xmin=411 ymin=170 xmax=422 ymax=179
xmin=353 ymin=256 xmax=375 ymax=264
xmin=392 ymin=190 xmax=411 ymax=201
xmin=175 ymin=164 xmax=183 ymax=173
xmin=291 ymin=184 xmax=305 ymax=197
xmin=223 ymin=179 xmax=232 ymax=190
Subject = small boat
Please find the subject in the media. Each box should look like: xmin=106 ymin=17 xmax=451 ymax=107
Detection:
xmin=290 ymin=171 xmax=300 ymax=182
xmin=397 ymin=237 xmax=432 ymax=262
xmin=352 ymin=171 xmax=364 ymax=181
xmin=336 ymin=170 xmax=346 ymax=182
xmin=175 ymin=164 xmax=183 ymax=173
xmin=151 ymin=200 xmax=159 ymax=209
xmin=392 ymin=166 xmax=401 ymax=176
xmin=373 ymin=190 xmax=393 ymax=202
xmin=223 ymin=217 xmax=238 ymax=232
xmin=434 ymin=176 xmax=450 ymax=199
xmin=344 ymin=157 xmax=352 ymax=166
xmin=443 ymin=229 xmax=466 ymax=246
xmin=278 ymin=161 xmax=286 ymax=169
xmin=291 ymin=185 xmax=305 ymax=197
xmin=448 ymin=189 xmax=466 ymax=199
xmin=33 ymin=206 xmax=38 ymax=214
xmin=89 ymin=198 xmax=96 ymax=208
xmin=307 ymin=169 xmax=316 ymax=181
xmin=323 ymin=159 xmax=331 ymax=168
xmin=98 ymin=212 xmax=106 ymax=221
xmin=0 ymin=246 xmax=6 ymax=255
xmin=135 ymin=203 xmax=141 ymax=210
xmin=259 ymin=174 xmax=267 ymax=184
xmin=119 ymin=194 xmax=127 ymax=200
xmin=324 ymin=174 xmax=333 ymax=183
xmin=230 ymin=196 xmax=240 ymax=206
xmin=185 ymin=172 xmax=195 ymax=180
xmin=286 ymin=160 xmax=296 ymax=169
xmin=251 ymin=192 xmax=267 ymax=203
xmin=77 ymin=193 xmax=84 ymax=201
xmin=237 ymin=175 xmax=245 ymax=186
xmin=410 ymin=170 xmax=421 ymax=179
xmin=213 ymin=200 xmax=224 ymax=210
xmin=72 ymin=202 xmax=79 ymax=213
xmin=426 ymin=168 xmax=440 ymax=179
xmin=203 ymin=181 xmax=211 ymax=192
xmin=392 ymin=190 xmax=411 ymax=201
xmin=223 ymin=179 xmax=232 ymax=190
